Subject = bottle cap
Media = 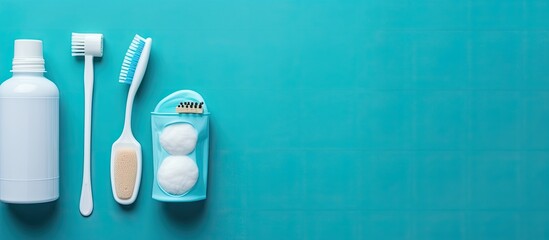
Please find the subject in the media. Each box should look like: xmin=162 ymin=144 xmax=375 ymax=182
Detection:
xmin=12 ymin=39 xmax=46 ymax=72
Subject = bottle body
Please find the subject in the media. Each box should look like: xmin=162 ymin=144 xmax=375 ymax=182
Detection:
xmin=0 ymin=73 xmax=59 ymax=203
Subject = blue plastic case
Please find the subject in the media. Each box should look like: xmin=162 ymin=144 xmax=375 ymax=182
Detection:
xmin=151 ymin=90 xmax=210 ymax=202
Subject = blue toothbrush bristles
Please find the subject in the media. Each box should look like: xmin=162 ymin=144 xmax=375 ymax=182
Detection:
xmin=119 ymin=34 xmax=146 ymax=84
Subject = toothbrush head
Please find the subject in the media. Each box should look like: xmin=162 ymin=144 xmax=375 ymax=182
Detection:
xmin=119 ymin=34 xmax=147 ymax=84
xmin=71 ymin=33 xmax=103 ymax=57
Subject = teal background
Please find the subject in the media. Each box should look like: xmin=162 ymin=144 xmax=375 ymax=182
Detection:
xmin=1 ymin=0 xmax=549 ymax=239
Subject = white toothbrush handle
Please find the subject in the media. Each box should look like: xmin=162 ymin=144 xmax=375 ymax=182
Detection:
xmin=80 ymin=55 xmax=94 ymax=217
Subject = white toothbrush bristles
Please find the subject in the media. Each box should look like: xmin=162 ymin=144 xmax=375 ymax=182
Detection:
xmin=71 ymin=33 xmax=86 ymax=56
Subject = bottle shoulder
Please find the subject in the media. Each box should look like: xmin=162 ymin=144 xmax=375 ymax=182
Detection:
xmin=0 ymin=76 xmax=59 ymax=97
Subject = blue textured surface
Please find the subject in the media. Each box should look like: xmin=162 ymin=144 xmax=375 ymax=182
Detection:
xmin=1 ymin=0 xmax=549 ymax=239
xmin=119 ymin=35 xmax=145 ymax=84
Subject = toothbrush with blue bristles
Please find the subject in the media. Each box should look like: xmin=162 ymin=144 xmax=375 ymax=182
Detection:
xmin=111 ymin=34 xmax=152 ymax=205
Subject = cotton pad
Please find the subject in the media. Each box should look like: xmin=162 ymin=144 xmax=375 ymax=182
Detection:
xmin=160 ymin=123 xmax=197 ymax=155
xmin=157 ymin=155 xmax=198 ymax=195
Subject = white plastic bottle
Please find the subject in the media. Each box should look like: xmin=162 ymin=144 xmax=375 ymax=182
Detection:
xmin=0 ymin=40 xmax=59 ymax=203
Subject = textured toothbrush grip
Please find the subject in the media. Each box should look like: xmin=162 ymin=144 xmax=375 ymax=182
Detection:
xmin=113 ymin=148 xmax=138 ymax=200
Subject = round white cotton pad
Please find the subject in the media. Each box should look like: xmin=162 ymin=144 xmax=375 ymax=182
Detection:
xmin=160 ymin=123 xmax=198 ymax=155
xmin=157 ymin=156 xmax=199 ymax=195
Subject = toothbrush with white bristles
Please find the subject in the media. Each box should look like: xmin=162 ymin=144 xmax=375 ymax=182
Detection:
xmin=111 ymin=34 xmax=152 ymax=205
xmin=71 ymin=33 xmax=103 ymax=217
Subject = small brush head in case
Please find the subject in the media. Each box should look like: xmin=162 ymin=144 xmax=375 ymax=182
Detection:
xmin=176 ymin=101 xmax=204 ymax=114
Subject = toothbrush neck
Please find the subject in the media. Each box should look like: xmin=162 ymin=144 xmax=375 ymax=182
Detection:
xmin=122 ymin=87 xmax=137 ymax=135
